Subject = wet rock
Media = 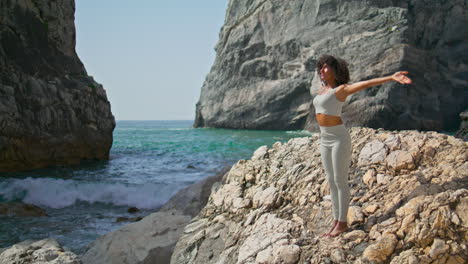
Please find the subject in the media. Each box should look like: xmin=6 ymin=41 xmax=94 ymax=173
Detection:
xmin=127 ymin=207 xmax=140 ymax=214
xmin=0 ymin=203 xmax=48 ymax=217
xmin=115 ymin=216 xmax=143 ymax=223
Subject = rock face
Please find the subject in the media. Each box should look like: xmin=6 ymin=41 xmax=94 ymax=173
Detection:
xmin=194 ymin=0 xmax=468 ymax=131
xmin=0 ymin=238 xmax=81 ymax=264
xmin=82 ymin=171 xmax=225 ymax=264
xmin=171 ymin=127 xmax=468 ymax=263
xmin=0 ymin=0 xmax=115 ymax=171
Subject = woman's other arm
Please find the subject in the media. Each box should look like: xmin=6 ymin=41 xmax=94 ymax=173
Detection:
xmin=335 ymin=71 xmax=412 ymax=101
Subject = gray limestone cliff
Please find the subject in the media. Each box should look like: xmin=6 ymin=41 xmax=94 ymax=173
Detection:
xmin=0 ymin=0 xmax=115 ymax=171
xmin=194 ymin=0 xmax=468 ymax=131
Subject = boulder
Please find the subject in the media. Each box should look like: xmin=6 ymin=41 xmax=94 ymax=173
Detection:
xmin=82 ymin=210 xmax=191 ymax=264
xmin=82 ymin=170 xmax=225 ymax=264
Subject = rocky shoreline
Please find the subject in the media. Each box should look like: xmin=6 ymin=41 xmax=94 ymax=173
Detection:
xmin=171 ymin=127 xmax=467 ymax=263
xmin=1 ymin=127 xmax=466 ymax=264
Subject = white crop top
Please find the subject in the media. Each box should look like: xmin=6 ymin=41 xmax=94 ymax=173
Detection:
xmin=312 ymin=89 xmax=344 ymax=116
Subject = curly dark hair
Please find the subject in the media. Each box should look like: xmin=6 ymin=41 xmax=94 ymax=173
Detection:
xmin=316 ymin=55 xmax=350 ymax=86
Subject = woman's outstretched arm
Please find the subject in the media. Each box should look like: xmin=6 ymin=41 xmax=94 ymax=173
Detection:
xmin=338 ymin=71 xmax=412 ymax=99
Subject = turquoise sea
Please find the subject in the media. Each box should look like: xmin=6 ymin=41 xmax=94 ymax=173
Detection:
xmin=0 ymin=120 xmax=312 ymax=253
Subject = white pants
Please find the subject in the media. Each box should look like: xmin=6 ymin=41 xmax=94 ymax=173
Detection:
xmin=319 ymin=124 xmax=351 ymax=222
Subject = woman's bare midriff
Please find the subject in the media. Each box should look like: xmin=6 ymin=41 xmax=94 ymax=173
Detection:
xmin=315 ymin=113 xmax=343 ymax=127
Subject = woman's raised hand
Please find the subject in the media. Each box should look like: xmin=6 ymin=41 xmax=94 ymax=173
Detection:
xmin=392 ymin=71 xmax=412 ymax=84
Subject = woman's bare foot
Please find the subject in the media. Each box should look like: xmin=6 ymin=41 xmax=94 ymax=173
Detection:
xmin=320 ymin=220 xmax=338 ymax=237
xmin=327 ymin=221 xmax=348 ymax=237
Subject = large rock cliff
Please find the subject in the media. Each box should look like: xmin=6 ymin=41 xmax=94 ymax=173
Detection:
xmin=194 ymin=0 xmax=468 ymax=131
xmin=0 ymin=0 xmax=115 ymax=171
xmin=171 ymin=128 xmax=467 ymax=263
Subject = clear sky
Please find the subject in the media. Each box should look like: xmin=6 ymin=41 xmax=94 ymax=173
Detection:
xmin=75 ymin=0 xmax=229 ymax=120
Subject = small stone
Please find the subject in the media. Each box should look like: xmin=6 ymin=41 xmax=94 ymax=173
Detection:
xmin=245 ymin=173 xmax=255 ymax=183
xmin=252 ymin=146 xmax=269 ymax=160
xmin=343 ymin=230 xmax=366 ymax=241
xmin=253 ymin=186 xmax=279 ymax=209
xmin=364 ymin=204 xmax=379 ymax=214
xmin=449 ymin=242 xmax=462 ymax=255
xmin=362 ymin=169 xmax=376 ymax=186
xmin=445 ymin=255 xmax=466 ymax=264
xmin=384 ymin=135 xmax=401 ymax=150
xmin=330 ymin=249 xmax=346 ymax=263
xmin=376 ymin=173 xmax=390 ymax=184
xmin=358 ymin=140 xmax=388 ymax=166
xmin=386 ymin=150 xmax=415 ymax=171
xmin=347 ymin=206 xmax=364 ymax=225
xmin=380 ymin=217 xmax=396 ymax=227
xmin=273 ymin=244 xmax=300 ymax=264
xmin=363 ymin=233 xmax=398 ymax=262
xmin=429 ymin=238 xmax=449 ymax=259
xmin=396 ymin=196 xmax=425 ymax=217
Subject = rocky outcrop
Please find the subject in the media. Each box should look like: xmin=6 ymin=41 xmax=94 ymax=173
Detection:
xmin=455 ymin=110 xmax=468 ymax=141
xmin=0 ymin=202 xmax=48 ymax=217
xmin=171 ymin=127 xmax=467 ymax=263
xmin=82 ymin=171 xmax=226 ymax=264
xmin=194 ymin=0 xmax=468 ymax=131
xmin=0 ymin=0 xmax=115 ymax=171
xmin=0 ymin=238 xmax=81 ymax=264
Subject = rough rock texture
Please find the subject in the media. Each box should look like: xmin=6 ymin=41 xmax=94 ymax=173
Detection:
xmin=0 ymin=238 xmax=81 ymax=264
xmin=171 ymin=127 xmax=467 ymax=264
xmin=194 ymin=0 xmax=468 ymax=131
xmin=0 ymin=202 xmax=48 ymax=217
xmin=455 ymin=110 xmax=468 ymax=141
xmin=0 ymin=0 xmax=115 ymax=171
xmin=82 ymin=172 xmax=225 ymax=264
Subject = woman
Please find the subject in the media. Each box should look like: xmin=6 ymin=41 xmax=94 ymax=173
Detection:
xmin=313 ymin=55 xmax=412 ymax=237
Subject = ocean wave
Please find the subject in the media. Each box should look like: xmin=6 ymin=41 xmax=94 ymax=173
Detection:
xmin=0 ymin=177 xmax=179 ymax=209
xmin=285 ymin=130 xmax=314 ymax=135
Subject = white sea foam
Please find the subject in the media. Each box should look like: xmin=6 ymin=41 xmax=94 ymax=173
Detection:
xmin=285 ymin=130 xmax=314 ymax=135
xmin=0 ymin=177 xmax=179 ymax=209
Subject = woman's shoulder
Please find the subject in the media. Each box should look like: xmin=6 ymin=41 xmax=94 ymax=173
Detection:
xmin=333 ymin=84 xmax=349 ymax=102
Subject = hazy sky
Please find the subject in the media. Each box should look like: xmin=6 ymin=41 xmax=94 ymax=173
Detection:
xmin=75 ymin=1 xmax=229 ymax=120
